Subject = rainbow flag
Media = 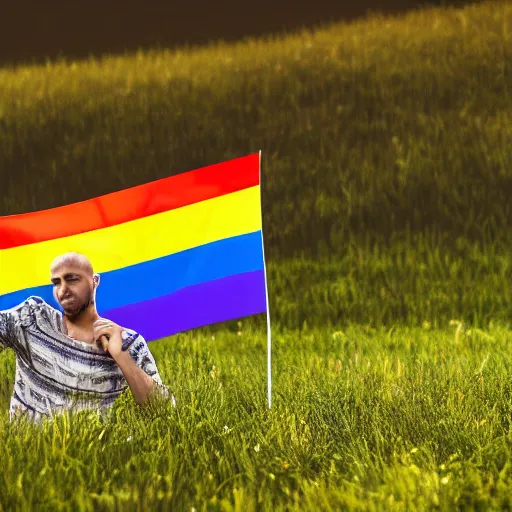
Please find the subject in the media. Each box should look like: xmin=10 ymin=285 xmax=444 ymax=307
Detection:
xmin=0 ymin=153 xmax=269 ymax=342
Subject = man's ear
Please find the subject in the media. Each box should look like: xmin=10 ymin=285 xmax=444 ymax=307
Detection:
xmin=93 ymin=274 xmax=100 ymax=288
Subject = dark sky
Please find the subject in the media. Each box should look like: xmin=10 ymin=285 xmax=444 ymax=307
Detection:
xmin=0 ymin=0 xmax=481 ymax=67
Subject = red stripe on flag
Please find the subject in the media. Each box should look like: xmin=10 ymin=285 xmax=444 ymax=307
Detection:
xmin=0 ymin=154 xmax=259 ymax=250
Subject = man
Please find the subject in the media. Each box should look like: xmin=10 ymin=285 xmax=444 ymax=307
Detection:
xmin=0 ymin=252 xmax=172 ymax=423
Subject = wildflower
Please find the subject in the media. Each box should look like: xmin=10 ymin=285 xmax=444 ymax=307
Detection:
xmin=254 ymin=444 xmax=260 ymax=452
xmin=126 ymin=436 xmax=132 ymax=442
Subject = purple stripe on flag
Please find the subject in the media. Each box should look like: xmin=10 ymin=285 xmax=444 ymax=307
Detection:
xmin=103 ymin=270 xmax=267 ymax=341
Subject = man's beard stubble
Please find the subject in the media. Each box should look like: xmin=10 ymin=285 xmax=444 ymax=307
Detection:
xmin=62 ymin=291 xmax=95 ymax=319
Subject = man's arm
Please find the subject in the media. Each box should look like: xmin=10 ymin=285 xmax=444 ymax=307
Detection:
xmin=0 ymin=310 xmax=18 ymax=349
xmin=0 ymin=298 xmax=39 ymax=365
xmin=93 ymin=320 xmax=171 ymax=406
xmin=111 ymin=350 xmax=158 ymax=406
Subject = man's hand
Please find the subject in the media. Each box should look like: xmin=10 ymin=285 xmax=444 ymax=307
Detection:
xmin=93 ymin=318 xmax=123 ymax=358
xmin=93 ymin=320 xmax=159 ymax=406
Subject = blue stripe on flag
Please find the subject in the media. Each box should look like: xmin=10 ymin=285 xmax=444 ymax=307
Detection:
xmin=0 ymin=231 xmax=264 ymax=313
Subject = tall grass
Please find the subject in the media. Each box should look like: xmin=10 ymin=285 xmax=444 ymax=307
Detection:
xmin=2 ymin=324 xmax=512 ymax=510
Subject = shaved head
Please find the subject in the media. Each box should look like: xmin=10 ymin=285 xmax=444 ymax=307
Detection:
xmin=50 ymin=252 xmax=94 ymax=276
xmin=50 ymin=253 xmax=97 ymax=318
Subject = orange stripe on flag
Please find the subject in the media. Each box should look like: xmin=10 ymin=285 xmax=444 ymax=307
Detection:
xmin=0 ymin=153 xmax=259 ymax=250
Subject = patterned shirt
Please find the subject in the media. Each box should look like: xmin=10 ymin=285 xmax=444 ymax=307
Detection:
xmin=0 ymin=296 xmax=170 ymax=423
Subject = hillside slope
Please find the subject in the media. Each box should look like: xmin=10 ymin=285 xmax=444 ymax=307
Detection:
xmin=0 ymin=0 xmax=510 ymax=328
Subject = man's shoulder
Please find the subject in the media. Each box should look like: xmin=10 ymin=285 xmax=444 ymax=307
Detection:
xmin=120 ymin=327 xmax=146 ymax=349
xmin=25 ymin=296 xmax=59 ymax=314
xmin=1 ymin=296 xmax=60 ymax=333
xmin=97 ymin=317 xmax=146 ymax=347
xmin=2 ymin=296 xmax=55 ymax=314
xmin=26 ymin=296 xmax=48 ymax=306
xmin=120 ymin=326 xmax=144 ymax=338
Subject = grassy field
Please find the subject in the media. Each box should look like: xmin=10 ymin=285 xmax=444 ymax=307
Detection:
xmin=1 ymin=0 xmax=512 ymax=509
xmin=3 ymin=324 xmax=512 ymax=510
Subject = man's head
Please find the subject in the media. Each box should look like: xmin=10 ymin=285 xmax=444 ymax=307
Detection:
xmin=50 ymin=252 xmax=100 ymax=318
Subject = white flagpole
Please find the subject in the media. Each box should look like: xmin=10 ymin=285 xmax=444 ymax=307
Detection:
xmin=258 ymin=150 xmax=272 ymax=409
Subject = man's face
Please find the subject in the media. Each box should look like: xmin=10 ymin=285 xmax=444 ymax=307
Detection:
xmin=51 ymin=264 xmax=94 ymax=318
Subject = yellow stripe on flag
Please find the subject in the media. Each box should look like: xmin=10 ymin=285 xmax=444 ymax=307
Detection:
xmin=0 ymin=186 xmax=261 ymax=295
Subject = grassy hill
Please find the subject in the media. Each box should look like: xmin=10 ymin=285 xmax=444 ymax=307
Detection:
xmin=1 ymin=1 xmax=510 ymax=330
